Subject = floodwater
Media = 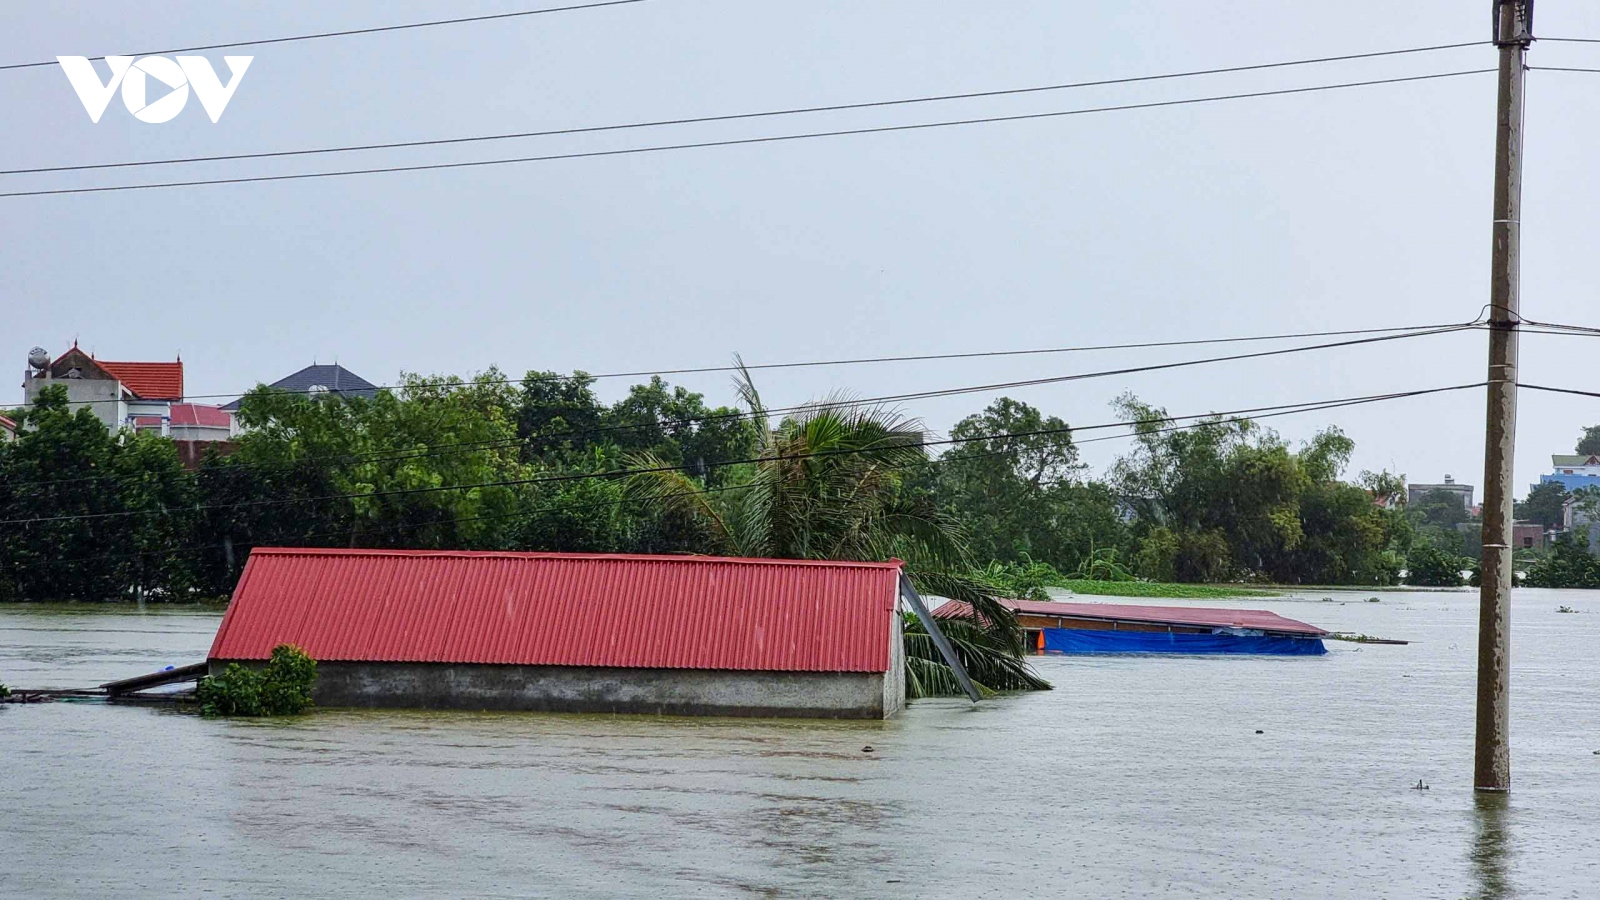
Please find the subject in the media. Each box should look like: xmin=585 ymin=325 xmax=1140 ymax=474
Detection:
xmin=2 ymin=590 xmax=1598 ymax=899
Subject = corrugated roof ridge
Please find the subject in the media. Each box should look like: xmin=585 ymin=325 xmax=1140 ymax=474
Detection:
xmin=243 ymin=547 xmax=904 ymax=569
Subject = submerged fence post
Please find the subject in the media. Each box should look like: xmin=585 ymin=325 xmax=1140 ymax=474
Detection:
xmin=898 ymin=575 xmax=982 ymax=703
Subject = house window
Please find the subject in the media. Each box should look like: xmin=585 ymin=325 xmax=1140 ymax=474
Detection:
xmin=1523 ymin=537 xmax=1534 ymax=548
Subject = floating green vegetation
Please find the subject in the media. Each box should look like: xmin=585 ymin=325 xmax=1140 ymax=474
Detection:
xmin=1055 ymin=579 xmax=1278 ymax=600
xmin=195 ymin=644 xmax=317 ymax=717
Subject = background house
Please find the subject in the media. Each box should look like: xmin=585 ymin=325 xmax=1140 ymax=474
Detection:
xmin=22 ymin=344 xmax=183 ymax=432
xmin=134 ymin=403 xmax=238 ymax=442
xmin=1540 ymin=454 xmax=1600 ymax=493
xmin=222 ymin=363 xmax=380 ymax=417
xmin=1406 ymin=474 xmax=1474 ymax=510
xmin=0 ymin=414 xmax=15 ymax=443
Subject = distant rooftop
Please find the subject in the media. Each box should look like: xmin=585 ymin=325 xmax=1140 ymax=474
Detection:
xmin=222 ymin=364 xmax=379 ymax=411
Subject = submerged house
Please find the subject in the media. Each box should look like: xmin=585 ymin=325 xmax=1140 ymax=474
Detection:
xmin=936 ymin=597 xmax=1328 ymax=655
xmin=208 ymin=548 xmax=910 ymax=718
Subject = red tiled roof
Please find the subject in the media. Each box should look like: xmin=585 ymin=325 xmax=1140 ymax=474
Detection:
xmin=169 ymin=404 xmax=231 ymax=427
xmin=209 ymin=549 xmax=904 ymax=672
xmin=934 ymin=597 xmax=1326 ymax=636
xmin=98 ymin=360 xmax=183 ymax=399
xmin=0 ymin=415 xmax=15 ymax=432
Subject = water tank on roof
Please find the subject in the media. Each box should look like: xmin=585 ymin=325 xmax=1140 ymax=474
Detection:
xmin=28 ymin=347 xmax=49 ymax=371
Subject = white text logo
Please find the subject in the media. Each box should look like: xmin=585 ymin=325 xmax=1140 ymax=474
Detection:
xmin=57 ymin=55 xmax=253 ymax=123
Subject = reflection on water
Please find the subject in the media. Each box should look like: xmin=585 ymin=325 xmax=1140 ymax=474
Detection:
xmin=3 ymin=590 xmax=1600 ymax=898
xmin=1471 ymin=791 xmax=1511 ymax=900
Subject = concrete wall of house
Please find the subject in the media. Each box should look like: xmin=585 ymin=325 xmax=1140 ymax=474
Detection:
xmin=23 ymin=373 xmax=122 ymax=431
xmin=882 ymin=607 xmax=906 ymax=718
xmin=169 ymin=424 xmax=233 ymax=442
xmin=211 ymin=660 xmax=898 ymax=719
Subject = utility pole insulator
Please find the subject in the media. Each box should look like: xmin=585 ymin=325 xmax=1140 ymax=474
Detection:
xmin=1492 ymin=0 xmax=1534 ymax=46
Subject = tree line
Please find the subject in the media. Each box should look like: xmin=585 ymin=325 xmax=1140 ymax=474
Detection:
xmin=0 ymin=371 xmax=1473 ymax=601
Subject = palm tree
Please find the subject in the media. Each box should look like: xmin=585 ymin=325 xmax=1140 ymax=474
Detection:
xmin=626 ymin=365 xmax=1049 ymax=697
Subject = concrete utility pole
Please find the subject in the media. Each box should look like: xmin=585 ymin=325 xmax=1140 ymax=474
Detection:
xmin=1475 ymin=0 xmax=1533 ymax=793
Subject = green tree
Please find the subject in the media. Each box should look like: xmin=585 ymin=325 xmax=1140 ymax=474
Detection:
xmin=1405 ymin=544 xmax=1465 ymax=586
xmin=627 ymin=371 xmax=1048 ymax=696
xmin=230 ymin=371 xmax=529 ymax=551
xmin=1112 ymin=395 xmax=1305 ymax=581
xmin=929 ymin=397 xmax=1126 ymax=571
xmin=1515 ymin=481 xmax=1567 ymax=529
xmin=515 ymin=370 xmax=608 ymax=462
xmin=1523 ymin=533 xmax=1600 ymax=588
xmin=0 ymin=385 xmax=199 ymax=601
xmin=1577 ymin=426 xmax=1600 ymax=457
xmin=605 ymin=376 xmax=758 ymax=487
xmin=1411 ymin=489 xmax=1469 ymax=530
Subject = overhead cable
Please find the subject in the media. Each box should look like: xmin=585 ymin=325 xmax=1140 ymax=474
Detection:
xmin=8 ymin=319 xmax=1481 ymax=409
xmin=0 ymin=41 xmax=1489 ymax=177
xmin=0 ymin=382 xmax=1485 ymax=526
xmin=53 ymin=386 xmax=1466 ymax=566
xmin=4 ymin=323 xmax=1479 ymax=492
xmin=0 ymin=69 xmax=1495 ymax=199
xmin=0 ymin=1 xmax=652 ymax=72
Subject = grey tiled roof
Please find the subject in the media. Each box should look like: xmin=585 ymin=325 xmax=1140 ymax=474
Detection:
xmin=222 ymin=364 xmax=380 ymax=410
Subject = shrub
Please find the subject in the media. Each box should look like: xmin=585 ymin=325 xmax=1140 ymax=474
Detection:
xmin=196 ymin=644 xmax=317 ymax=717
xmin=1523 ymin=535 xmax=1600 ymax=589
xmin=1405 ymin=544 xmax=1466 ymax=587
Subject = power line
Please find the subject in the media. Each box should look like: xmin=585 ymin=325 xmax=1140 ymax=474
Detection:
xmin=1519 ymin=384 xmax=1600 ymax=400
xmin=9 ymin=319 xmax=1479 ymax=409
xmin=0 ymin=382 xmax=1484 ymax=526
xmin=0 ymin=68 xmax=1495 ymax=200
xmin=56 ymin=385 xmax=1474 ymax=567
xmin=0 ymin=1 xmax=652 ymax=73
xmin=1527 ymin=66 xmax=1600 ymax=73
xmin=0 ymin=41 xmax=1489 ymax=177
xmin=4 ymin=323 xmax=1478 ymax=491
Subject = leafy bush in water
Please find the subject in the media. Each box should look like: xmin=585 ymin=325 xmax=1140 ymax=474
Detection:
xmin=196 ymin=644 xmax=316 ymax=717
xmin=0 ymin=682 xmax=10 ymax=699
xmin=1405 ymin=544 xmax=1466 ymax=587
xmin=1057 ymin=579 xmax=1275 ymax=599
xmin=1523 ymin=535 xmax=1600 ymax=589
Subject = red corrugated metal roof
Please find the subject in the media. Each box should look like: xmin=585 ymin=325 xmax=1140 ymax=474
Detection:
xmin=935 ymin=597 xmax=1325 ymax=636
xmin=168 ymin=404 xmax=231 ymax=427
xmin=0 ymin=415 xmax=15 ymax=432
xmin=98 ymin=360 xmax=183 ymax=399
xmin=209 ymin=549 xmax=904 ymax=672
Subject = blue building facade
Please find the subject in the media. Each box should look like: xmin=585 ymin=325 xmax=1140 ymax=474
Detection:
xmin=1538 ymin=454 xmax=1600 ymax=494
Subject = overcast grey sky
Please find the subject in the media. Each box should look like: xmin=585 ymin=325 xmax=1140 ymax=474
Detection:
xmin=5 ymin=2 xmax=1600 ymax=497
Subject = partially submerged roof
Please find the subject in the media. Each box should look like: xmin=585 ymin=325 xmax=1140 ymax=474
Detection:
xmin=935 ymin=596 xmax=1326 ymax=637
xmin=209 ymin=549 xmax=904 ymax=672
xmin=223 ymin=364 xmax=379 ymax=410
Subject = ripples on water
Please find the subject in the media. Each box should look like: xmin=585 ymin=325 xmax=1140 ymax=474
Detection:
xmin=2 ymin=591 xmax=1597 ymax=898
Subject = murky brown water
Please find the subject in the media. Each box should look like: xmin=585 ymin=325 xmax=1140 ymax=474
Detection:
xmin=3 ymin=590 xmax=1598 ymax=899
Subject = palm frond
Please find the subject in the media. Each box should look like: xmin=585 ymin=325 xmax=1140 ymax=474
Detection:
xmin=903 ymin=615 xmax=1051 ymax=695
